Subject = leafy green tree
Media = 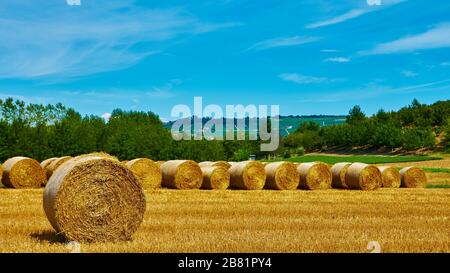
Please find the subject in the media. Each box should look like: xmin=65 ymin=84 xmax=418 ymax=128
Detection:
xmin=346 ymin=105 xmax=366 ymax=124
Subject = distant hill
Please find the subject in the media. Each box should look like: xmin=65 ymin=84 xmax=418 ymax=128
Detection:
xmin=163 ymin=115 xmax=346 ymax=137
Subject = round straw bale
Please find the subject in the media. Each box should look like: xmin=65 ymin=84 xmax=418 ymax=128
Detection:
xmin=228 ymin=161 xmax=266 ymax=190
xmin=345 ymin=163 xmax=381 ymax=191
xmin=156 ymin=161 xmax=166 ymax=167
xmin=1 ymin=157 xmax=46 ymax=188
xmin=160 ymin=160 xmax=203 ymax=189
xmin=46 ymin=156 xmax=73 ymax=180
xmin=377 ymin=166 xmax=401 ymax=188
xmin=40 ymin=157 xmax=58 ymax=169
xmin=199 ymin=161 xmax=214 ymax=168
xmin=78 ymin=152 xmax=119 ymax=161
xmin=199 ymin=161 xmax=232 ymax=170
xmin=399 ymin=167 xmax=427 ymax=188
xmin=43 ymin=156 xmax=146 ymax=243
xmin=126 ymin=158 xmax=162 ymax=190
xmin=331 ymin=162 xmax=351 ymax=189
xmin=201 ymin=166 xmax=230 ymax=190
xmin=264 ymin=162 xmax=299 ymax=190
xmin=297 ymin=162 xmax=332 ymax=190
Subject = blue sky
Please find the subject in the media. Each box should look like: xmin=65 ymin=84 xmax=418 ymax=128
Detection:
xmin=0 ymin=0 xmax=449 ymax=121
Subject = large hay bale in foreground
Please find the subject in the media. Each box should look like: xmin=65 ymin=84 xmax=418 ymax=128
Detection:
xmin=297 ymin=162 xmax=332 ymax=190
xmin=399 ymin=167 xmax=427 ymax=188
xmin=46 ymin=156 xmax=73 ymax=180
xmin=160 ymin=160 xmax=203 ymax=189
xmin=43 ymin=156 xmax=146 ymax=243
xmin=345 ymin=163 xmax=381 ymax=191
xmin=126 ymin=158 xmax=162 ymax=190
xmin=201 ymin=167 xmax=230 ymax=190
xmin=228 ymin=161 xmax=266 ymax=190
xmin=1 ymin=157 xmax=46 ymax=188
xmin=264 ymin=162 xmax=299 ymax=190
xmin=331 ymin=162 xmax=351 ymax=189
xmin=378 ymin=166 xmax=401 ymax=188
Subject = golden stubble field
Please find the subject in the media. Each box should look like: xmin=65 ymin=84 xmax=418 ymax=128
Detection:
xmin=0 ymin=187 xmax=449 ymax=253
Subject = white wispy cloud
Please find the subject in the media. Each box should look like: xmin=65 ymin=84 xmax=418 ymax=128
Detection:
xmin=247 ymin=36 xmax=321 ymax=51
xmin=401 ymin=70 xmax=418 ymax=77
xmin=306 ymin=0 xmax=406 ymax=29
xmin=325 ymin=57 xmax=350 ymax=63
xmin=279 ymin=73 xmax=339 ymax=84
xmin=361 ymin=23 xmax=450 ymax=55
xmin=0 ymin=1 xmax=239 ymax=79
xmin=321 ymin=49 xmax=339 ymax=53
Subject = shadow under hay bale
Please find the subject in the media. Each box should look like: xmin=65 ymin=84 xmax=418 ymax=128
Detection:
xmin=30 ymin=231 xmax=68 ymax=244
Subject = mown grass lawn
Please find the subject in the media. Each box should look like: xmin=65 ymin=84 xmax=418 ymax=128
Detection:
xmin=269 ymin=155 xmax=442 ymax=165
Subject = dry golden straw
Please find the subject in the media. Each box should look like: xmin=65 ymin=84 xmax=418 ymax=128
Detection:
xmin=201 ymin=167 xmax=230 ymax=190
xmin=228 ymin=161 xmax=266 ymax=190
xmin=377 ymin=166 xmax=401 ymax=188
xmin=156 ymin=161 xmax=166 ymax=167
xmin=1 ymin=157 xmax=46 ymax=189
xmin=331 ymin=162 xmax=351 ymax=189
xmin=45 ymin=156 xmax=73 ymax=180
xmin=199 ymin=161 xmax=232 ymax=170
xmin=297 ymin=162 xmax=332 ymax=190
xmin=126 ymin=158 xmax=162 ymax=190
xmin=264 ymin=162 xmax=299 ymax=190
xmin=78 ymin=152 xmax=119 ymax=161
xmin=43 ymin=156 xmax=146 ymax=243
xmin=345 ymin=163 xmax=381 ymax=191
xmin=160 ymin=160 xmax=203 ymax=189
xmin=40 ymin=157 xmax=58 ymax=170
xmin=399 ymin=167 xmax=427 ymax=188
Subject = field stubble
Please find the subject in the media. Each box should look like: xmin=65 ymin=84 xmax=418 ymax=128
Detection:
xmin=0 ymin=188 xmax=448 ymax=253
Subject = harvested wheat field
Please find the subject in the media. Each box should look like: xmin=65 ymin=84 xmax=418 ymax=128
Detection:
xmin=0 ymin=188 xmax=448 ymax=253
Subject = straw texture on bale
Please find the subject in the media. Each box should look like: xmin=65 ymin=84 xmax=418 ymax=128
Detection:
xmin=331 ymin=162 xmax=351 ymax=189
xmin=199 ymin=161 xmax=232 ymax=170
xmin=126 ymin=158 xmax=162 ymax=190
xmin=1 ymin=157 xmax=46 ymax=188
xmin=43 ymin=156 xmax=146 ymax=243
xmin=46 ymin=156 xmax=73 ymax=180
xmin=40 ymin=157 xmax=58 ymax=170
xmin=378 ymin=166 xmax=401 ymax=188
xmin=0 ymin=165 xmax=3 ymax=185
xmin=78 ymin=152 xmax=119 ymax=161
xmin=160 ymin=160 xmax=203 ymax=189
xmin=264 ymin=162 xmax=299 ymax=190
xmin=228 ymin=161 xmax=266 ymax=190
xmin=297 ymin=162 xmax=332 ymax=190
xmin=201 ymin=167 xmax=230 ymax=190
xmin=156 ymin=161 xmax=166 ymax=167
xmin=345 ymin=163 xmax=381 ymax=191
xmin=399 ymin=167 xmax=427 ymax=188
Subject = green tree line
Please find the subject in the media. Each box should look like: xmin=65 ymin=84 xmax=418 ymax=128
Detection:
xmin=284 ymin=99 xmax=450 ymax=153
xmin=0 ymin=98 xmax=265 ymax=162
